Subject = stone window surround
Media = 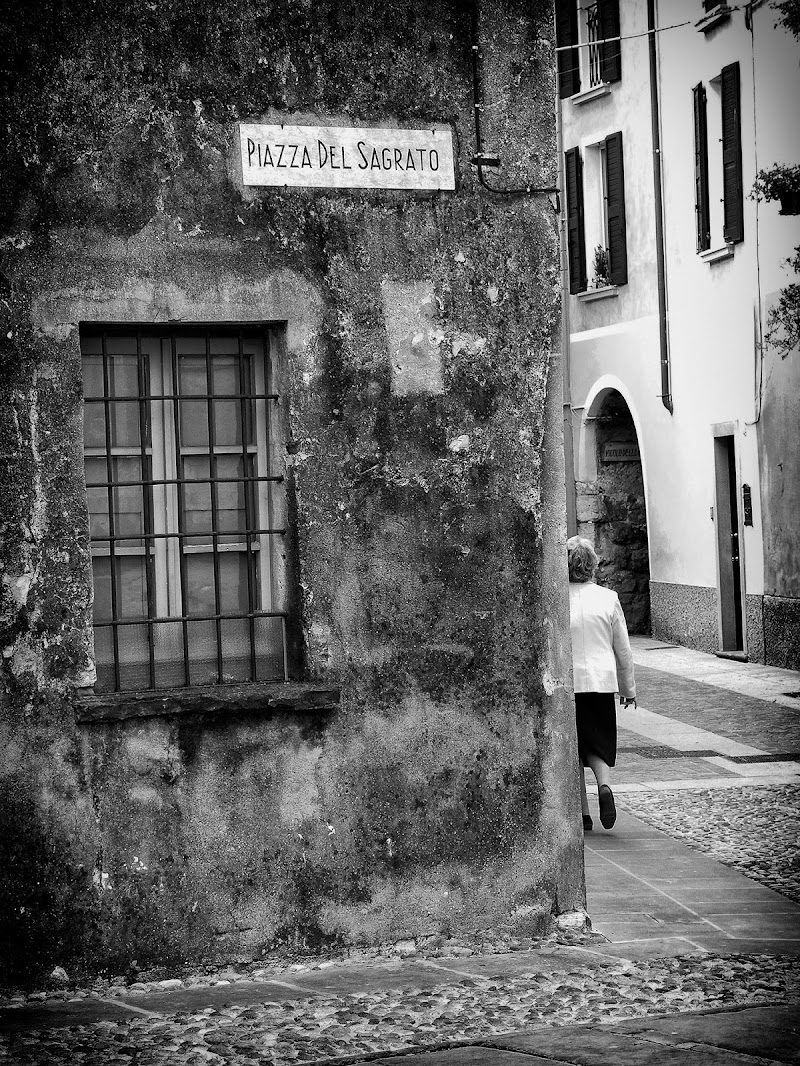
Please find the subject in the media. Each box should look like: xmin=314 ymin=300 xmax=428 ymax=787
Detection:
xmin=75 ymin=681 xmax=340 ymax=724
xmin=31 ymin=248 xmax=328 ymax=706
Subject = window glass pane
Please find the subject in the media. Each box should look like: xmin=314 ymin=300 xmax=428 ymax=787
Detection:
xmin=181 ymin=455 xmax=250 ymax=544
xmin=186 ymin=619 xmax=219 ymax=686
xmin=82 ymin=348 xmax=104 ymax=399
xmin=184 ymin=552 xmax=249 ymax=616
xmin=85 ymin=457 xmax=109 ymax=539
xmin=210 ymin=355 xmax=244 ymax=446
xmin=216 ymin=456 xmax=249 ymax=537
xmin=254 ymin=616 xmax=286 ymax=681
xmin=219 ymin=553 xmax=251 ymax=614
xmin=152 ymin=621 xmax=187 ymax=688
xmin=185 ymin=553 xmax=216 ymax=616
xmin=182 ymin=455 xmax=212 ymax=539
xmin=108 ymin=400 xmax=141 ymax=449
xmin=220 ymin=617 xmax=251 ymax=682
xmin=107 ymin=351 xmax=139 ymax=398
xmin=178 ymin=349 xmax=209 ymax=447
xmin=86 ymin=457 xmax=145 ymax=542
xmin=92 ymin=555 xmax=147 ymax=622
xmin=83 ymin=399 xmax=106 ymax=450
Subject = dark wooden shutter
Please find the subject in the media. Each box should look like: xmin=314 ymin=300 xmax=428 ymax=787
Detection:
xmin=605 ymin=132 xmax=628 ymax=285
xmin=598 ymin=0 xmax=621 ymax=84
xmin=693 ymin=83 xmax=711 ymax=251
xmin=556 ymin=0 xmax=580 ymax=99
xmin=565 ymin=147 xmax=587 ymax=293
xmin=721 ymin=61 xmax=744 ymax=243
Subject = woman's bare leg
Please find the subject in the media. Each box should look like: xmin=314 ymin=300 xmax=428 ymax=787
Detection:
xmin=585 ymin=753 xmax=611 ymax=790
xmin=586 ymin=754 xmax=616 ymax=828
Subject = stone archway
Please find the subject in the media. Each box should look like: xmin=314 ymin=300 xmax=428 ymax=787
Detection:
xmin=577 ymin=390 xmax=651 ymax=634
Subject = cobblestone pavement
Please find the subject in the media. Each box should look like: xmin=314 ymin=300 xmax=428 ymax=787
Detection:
xmin=1 ymin=953 xmax=799 ymax=1065
xmin=622 ymin=783 xmax=800 ymax=904
xmin=2 ymin=643 xmax=798 ymax=1064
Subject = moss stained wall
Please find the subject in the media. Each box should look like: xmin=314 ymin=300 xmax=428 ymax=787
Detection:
xmin=0 ymin=0 xmax=582 ymax=983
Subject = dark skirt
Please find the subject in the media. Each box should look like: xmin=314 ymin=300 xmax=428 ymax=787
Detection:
xmin=575 ymin=691 xmax=617 ymax=767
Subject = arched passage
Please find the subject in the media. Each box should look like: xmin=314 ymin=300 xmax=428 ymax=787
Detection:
xmin=577 ymin=389 xmax=651 ymax=634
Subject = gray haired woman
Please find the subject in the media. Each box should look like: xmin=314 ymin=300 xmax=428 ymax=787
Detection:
xmin=567 ymin=536 xmax=636 ymax=831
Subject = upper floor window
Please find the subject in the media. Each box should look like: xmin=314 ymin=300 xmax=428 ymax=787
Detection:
xmin=565 ymin=131 xmax=628 ymax=294
xmin=693 ymin=62 xmax=743 ymax=253
xmin=81 ymin=325 xmax=290 ymax=692
xmin=556 ymin=0 xmax=621 ymax=99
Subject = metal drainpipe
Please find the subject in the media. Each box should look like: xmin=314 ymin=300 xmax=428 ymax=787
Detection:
xmin=556 ymin=100 xmax=578 ymax=536
xmin=648 ymin=0 xmax=673 ymax=413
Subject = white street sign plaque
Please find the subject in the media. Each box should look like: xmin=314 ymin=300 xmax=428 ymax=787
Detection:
xmin=239 ymin=123 xmax=456 ymax=191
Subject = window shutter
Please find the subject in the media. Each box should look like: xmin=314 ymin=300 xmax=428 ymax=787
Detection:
xmin=605 ymin=132 xmax=628 ymax=286
xmin=693 ymin=83 xmax=711 ymax=251
xmin=598 ymin=0 xmax=621 ymax=84
xmin=721 ymin=61 xmax=744 ymax=243
xmin=555 ymin=0 xmax=580 ymax=99
xmin=565 ymin=147 xmax=587 ymax=294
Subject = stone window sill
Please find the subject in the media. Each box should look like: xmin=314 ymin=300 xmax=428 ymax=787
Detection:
xmin=700 ymin=244 xmax=735 ymax=265
xmin=571 ymin=84 xmax=612 ymax=106
xmin=696 ymin=6 xmax=732 ymax=32
xmin=75 ymin=681 xmax=340 ymax=724
xmin=577 ymin=285 xmax=619 ymax=303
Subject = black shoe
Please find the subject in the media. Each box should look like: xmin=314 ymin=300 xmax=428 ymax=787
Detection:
xmin=598 ymin=785 xmax=616 ymax=829
xmin=582 ymin=813 xmax=593 ymax=832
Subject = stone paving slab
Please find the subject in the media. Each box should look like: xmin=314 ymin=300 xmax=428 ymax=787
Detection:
xmin=630 ymin=636 xmax=800 ymax=710
xmin=619 ymin=784 xmax=800 ymax=903
xmin=630 ymin=664 xmax=800 ymax=754
xmin=371 ymin=1049 xmax=560 ymax=1065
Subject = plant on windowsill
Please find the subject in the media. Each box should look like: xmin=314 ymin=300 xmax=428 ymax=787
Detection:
xmin=591 ymin=245 xmax=613 ymax=289
xmin=751 ymin=163 xmax=800 ymax=215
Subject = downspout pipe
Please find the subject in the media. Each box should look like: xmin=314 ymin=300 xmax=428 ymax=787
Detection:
xmin=557 ymin=100 xmax=578 ymax=536
xmin=648 ymin=0 xmax=673 ymax=414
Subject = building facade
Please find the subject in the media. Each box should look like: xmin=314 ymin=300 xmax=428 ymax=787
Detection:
xmin=559 ymin=0 xmax=800 ymax=666
xmin=0 ymin=0 xmax=583 ymax=984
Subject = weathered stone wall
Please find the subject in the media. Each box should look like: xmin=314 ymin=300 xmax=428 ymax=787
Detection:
xmin=0 ymin=0 xmax=582 ymax=985
xmin=575 ymin=395 xmax=650 ymax=634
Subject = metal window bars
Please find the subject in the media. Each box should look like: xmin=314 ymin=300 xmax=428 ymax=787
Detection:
xmin=586 ymin=3 xmax=603 ymax=89
xmin=81 ymin=325 xmax=289 ymax=692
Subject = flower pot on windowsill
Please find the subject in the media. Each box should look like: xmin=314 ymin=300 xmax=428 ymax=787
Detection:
xmin=779 ymin=190 xmax=800 ymax=216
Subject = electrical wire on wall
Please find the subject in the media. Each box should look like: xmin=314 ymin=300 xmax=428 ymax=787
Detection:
xmin=469 ymin=0 xmax=559 ymax=202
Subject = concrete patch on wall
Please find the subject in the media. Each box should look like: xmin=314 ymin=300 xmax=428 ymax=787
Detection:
xmin=383 ymin=280 xmax=444 ymax=396
xmin=650 ymin=581 xmax=718 ymax=654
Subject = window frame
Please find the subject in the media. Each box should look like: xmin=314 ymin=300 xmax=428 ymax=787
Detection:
xmin=81 ymin=323 xmax=290 ymax=694
xmin=556 ymin=0 xmax=621 ymax=99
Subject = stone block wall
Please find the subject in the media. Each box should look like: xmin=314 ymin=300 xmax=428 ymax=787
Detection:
xmin=0 ymin=0 xmax=583 ymax=985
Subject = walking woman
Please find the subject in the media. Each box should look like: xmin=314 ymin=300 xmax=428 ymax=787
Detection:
xmin=567 ymin=536 xmax=636 ymax=831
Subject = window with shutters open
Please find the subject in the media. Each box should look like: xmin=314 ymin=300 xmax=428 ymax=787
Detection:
xmin=555 ymin=0 xmax=621 ymax=100
xmin=568 ymin=132 xmax=627 ymax=295
xmin=694 ymin=62 xmax=743 ymax=258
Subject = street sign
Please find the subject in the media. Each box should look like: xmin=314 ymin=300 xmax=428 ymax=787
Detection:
xmin=239 ymin=123 xmax=456 ymax=191
xmin=602 ymin=442 xmax=641 ymax=462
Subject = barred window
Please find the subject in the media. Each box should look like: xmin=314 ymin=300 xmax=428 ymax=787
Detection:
xmin=81 ymin=325 xmax=288 ymax=693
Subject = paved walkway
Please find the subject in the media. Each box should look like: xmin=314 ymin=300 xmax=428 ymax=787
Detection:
xmin=2 ymin=638 xmax=799 ymax=1063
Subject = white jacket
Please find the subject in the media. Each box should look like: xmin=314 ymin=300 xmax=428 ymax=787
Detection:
xmin=569 ymin=581 xmax=636 ymax=698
